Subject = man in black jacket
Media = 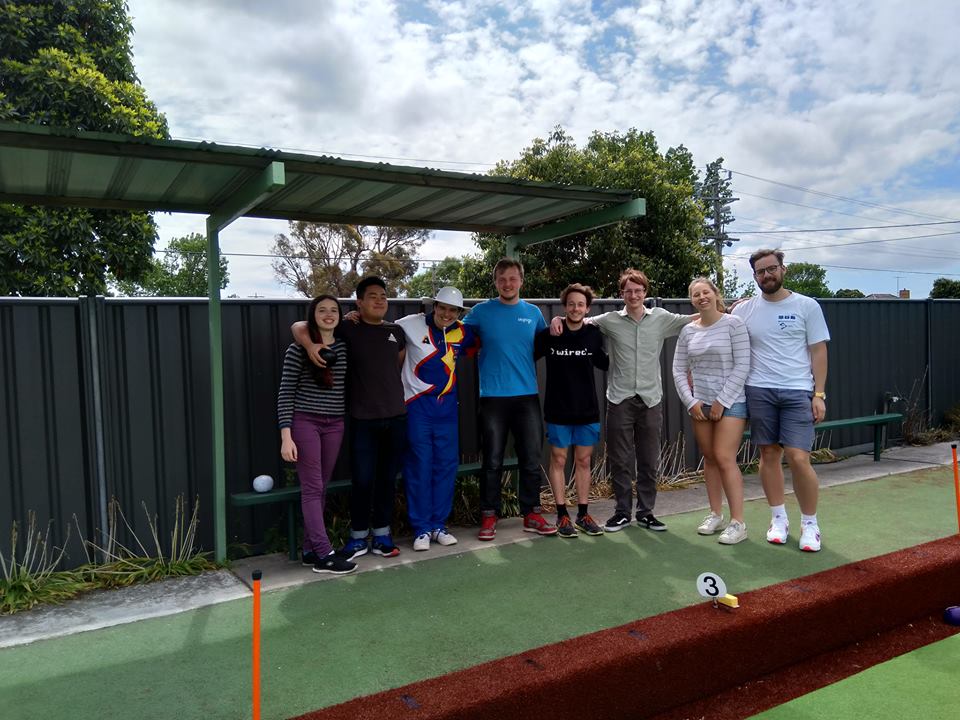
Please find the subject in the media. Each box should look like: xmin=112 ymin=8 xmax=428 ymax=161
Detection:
xmin=534 ymin=284 xmax=609 ymax=538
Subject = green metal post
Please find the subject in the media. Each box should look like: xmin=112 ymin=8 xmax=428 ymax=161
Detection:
xmin=505 ymin=235 xmax=519 ymax=260
xmin=206 ymin=220 xmax=227 ymax=562
xmin=505 ymin=198 xmax=646 ymax=252
xmin=207 ymin=161 xmax=286 ymax=563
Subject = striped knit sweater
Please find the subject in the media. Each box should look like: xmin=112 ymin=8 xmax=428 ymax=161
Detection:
xmin=277 ymin=341 xmax=347 ymax=428
xmin=671 ymin=314 xmax=750 ymax=410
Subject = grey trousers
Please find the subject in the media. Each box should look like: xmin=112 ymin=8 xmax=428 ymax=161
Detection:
xmin=606 ymin=396 xmax=662 ymax=517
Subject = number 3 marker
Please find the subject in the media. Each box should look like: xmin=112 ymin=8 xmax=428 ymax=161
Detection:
xmin=696 ymin=572 xmax=727 ymax=599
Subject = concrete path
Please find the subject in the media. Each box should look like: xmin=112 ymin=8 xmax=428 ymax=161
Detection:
xmin=2 ymin=441 xmax=955 ymax=649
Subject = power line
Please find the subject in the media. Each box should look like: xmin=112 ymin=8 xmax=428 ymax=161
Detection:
xmin=735 ymin=219 xmax=960 ymax=234
xmin=729 ymin=169 xmax=959 ymax=222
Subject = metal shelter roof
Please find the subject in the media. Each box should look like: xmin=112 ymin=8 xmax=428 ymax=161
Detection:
xmin=0 ymin=121 xmax=646 ymax=562
xmin=0 ymin=122 xmax=638 ymax=234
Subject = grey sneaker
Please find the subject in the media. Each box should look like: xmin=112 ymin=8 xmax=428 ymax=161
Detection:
xmin=556 ymin=516 xmax=579 ymax=538
xmin=697 ymin=512 xmax=725 ymax=535
xmin=718 ymin=520 xmax=747 ymax=545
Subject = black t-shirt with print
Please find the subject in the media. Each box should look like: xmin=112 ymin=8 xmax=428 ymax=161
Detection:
xmin=336 ymin=320 xmax=407 ymax=419
xmin=534 ymin=323 xmax=609 ymax=425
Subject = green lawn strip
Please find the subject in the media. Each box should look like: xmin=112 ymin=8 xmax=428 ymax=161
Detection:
xmin=1 ymin=468 xmax=955 ymax=720
xmin=750 ymin=632 xmax=960 ymax=719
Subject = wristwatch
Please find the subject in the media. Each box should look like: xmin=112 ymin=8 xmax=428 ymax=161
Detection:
xmin=814 ymin=391 xmax=827 ymax=400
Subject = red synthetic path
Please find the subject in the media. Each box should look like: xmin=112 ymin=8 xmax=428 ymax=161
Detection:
xmin=292 ymin=536 xmax=960 ymax=720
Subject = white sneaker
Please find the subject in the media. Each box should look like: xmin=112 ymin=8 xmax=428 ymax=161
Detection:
xmin=697 ymin=512 xmax=724 ymax=535
xmin=432 ymin=529 xmax=458 ymax=546
xmin=413 ymin=532 xmax=431 ymax=551
xmin=718 ymin=520 xmax=747 ymax=545
xmin=799 ymin=523 xmax=821 ymax=552
xmin=766 ymin=516 xmax=789 ymax=544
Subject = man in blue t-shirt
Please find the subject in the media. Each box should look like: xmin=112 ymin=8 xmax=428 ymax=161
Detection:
xmin=463 ymin=258 xmax=557 ymax=541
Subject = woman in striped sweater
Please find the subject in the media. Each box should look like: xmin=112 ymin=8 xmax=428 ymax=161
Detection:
xmin=277 ymin=295 xmax=356 ymax=574
xmin=672 ymin=278 xmax=751 ymax=545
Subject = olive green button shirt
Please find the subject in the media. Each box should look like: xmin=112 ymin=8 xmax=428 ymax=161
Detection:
xmin=593 ymin=307 xmax=693 ymax=406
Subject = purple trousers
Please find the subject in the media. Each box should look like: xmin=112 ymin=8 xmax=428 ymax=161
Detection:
xmin=291 ymin=412 xmax=345 ymax=557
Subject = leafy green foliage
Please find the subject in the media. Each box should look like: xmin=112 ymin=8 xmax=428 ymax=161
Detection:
xmin=271 ymin=222 xmax=429 ymax=297
xmin=834 ymin=288 xmax=865 ymax=298
xmin=930 ymin=277 xmax=960 ymax=299
xmin=0 ymin=0 xmax=168 ymax=296
xmin=403 ymin=254 xmax=492 ymax=298
xmin=474 ymin=127 xmax=714 ymax=297
xmin=112 ymin=233 xmax=229 ymax=296
xmin=722 ymin=268 xmax=755 ymax=299
xmin=784 ymin=261 xmax=834 ymax=298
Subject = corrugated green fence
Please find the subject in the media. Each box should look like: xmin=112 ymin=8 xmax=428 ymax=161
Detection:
xmin=2 ymin=296 xmax=957 ymax=565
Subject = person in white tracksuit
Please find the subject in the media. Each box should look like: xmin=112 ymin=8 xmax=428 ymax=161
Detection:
xmin=395 ymin=287 xmax=480 ymax=551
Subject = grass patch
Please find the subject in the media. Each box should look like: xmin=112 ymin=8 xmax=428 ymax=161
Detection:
xmin=0 ymin=496 xmax=216 ymax=615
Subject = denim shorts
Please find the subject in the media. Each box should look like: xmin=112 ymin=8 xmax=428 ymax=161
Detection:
xmin=546 ymin=422 xmax=601 ymax=448
xmin=701 ymin=401 xmax=749 ymax=419
xmin=744 ymin=386 xmax=815 ymax=451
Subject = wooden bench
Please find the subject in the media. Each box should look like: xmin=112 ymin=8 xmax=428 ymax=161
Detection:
xmin=742 ymin=412 xmax=903 ymax=462
xmin=230 ymin=458 xmax=519 ymax=560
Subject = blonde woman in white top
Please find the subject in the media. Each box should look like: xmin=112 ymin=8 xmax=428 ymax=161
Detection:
xmin=672 ymin=278 xmax=751 ymax=544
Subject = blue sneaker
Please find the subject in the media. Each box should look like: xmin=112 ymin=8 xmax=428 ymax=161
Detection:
xmin=371 ymin=534 xmax=400 ymax=558
xmin=338 ymin=537 xmax=369 ymax=561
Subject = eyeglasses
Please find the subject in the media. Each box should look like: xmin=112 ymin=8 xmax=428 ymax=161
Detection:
xmin=754 ymin=265 xmax=782 ymax=277
xmin=622 ymin=288 xmax=646 ymax=296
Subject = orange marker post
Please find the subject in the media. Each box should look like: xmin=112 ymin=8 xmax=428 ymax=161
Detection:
xmin=252 ymin=569 xmax=262 ymax=720
xmin=952 ymin=445 xmax=959 ymax=535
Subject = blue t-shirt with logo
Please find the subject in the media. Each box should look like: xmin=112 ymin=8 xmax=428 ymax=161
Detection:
xmin=463 ymin=299 xmax=546 ymax=397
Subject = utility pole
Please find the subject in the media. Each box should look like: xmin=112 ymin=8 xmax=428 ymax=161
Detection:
xmin=700 ymin=165 xmax=739 ymax=291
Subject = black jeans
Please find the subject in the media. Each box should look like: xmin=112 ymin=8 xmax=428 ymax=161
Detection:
xmin=479 ymin=395 xmax=543 ymax=515
xmin=349 ymin=415 xmax=408 ymax=533
xmin=606 ymin=397 xmax=662 ymax=517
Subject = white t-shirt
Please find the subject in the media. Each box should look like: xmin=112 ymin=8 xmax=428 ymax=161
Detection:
xmin=732 ymin=292 xmax=830 ymax=390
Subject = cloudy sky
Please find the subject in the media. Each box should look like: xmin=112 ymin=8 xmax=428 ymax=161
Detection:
xmin=126 ymin=0 xmax=960 ymax=298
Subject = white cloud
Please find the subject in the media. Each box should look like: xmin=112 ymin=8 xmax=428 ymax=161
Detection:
xmin=128 ymin=0 xmax=960 ymax=298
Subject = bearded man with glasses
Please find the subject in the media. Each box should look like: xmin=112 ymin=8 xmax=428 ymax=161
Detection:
xmin=732 ymin=249 xmax=831 ymax=552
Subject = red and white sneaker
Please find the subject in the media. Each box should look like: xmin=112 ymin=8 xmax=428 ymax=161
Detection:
xmin=523 ymin=512 xmax=558 ymax=536
xmin=766 ymin=516 xmax=789 ymax=544
xmin=799 ymin=523 xmax=822 ymax=552
xmin=478 ymin=513 xmax=497 ymax=541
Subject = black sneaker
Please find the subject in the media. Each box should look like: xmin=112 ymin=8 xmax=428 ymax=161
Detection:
xmin=637 ymin=513 xmax=667 ymax=532
xmin=604 ymin=512 xmax=631 ymax=532
xmin=313 ymin=552 xmax=358 ymax=575
xmin=301 ymin=551 xmax=320 ymax=567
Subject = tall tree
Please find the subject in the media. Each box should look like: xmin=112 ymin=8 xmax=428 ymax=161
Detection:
xmin=784 ymin=262 xmax=833 ymax=298
xmin=475 ymin=128 xmax=714 ymax=298
xmin=271 ymin=222 xmax=429 ymax=297
xmin=112 ymin=233 xmax=228 ymax=297
xmin=930 ymin=278 xmax=960 ymax=299
xmin=0 ymin=0 xmax=169 ymax=296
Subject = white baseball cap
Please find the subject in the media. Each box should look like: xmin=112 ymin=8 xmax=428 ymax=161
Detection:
xmin=433 ymin=286 xmax=465 ymax=308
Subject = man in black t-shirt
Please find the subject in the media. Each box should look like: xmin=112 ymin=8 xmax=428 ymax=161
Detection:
xmin=294 ymin=276 xmax=407 ymax=560
xmin=534 ymin=283 xmax=609 ymax=538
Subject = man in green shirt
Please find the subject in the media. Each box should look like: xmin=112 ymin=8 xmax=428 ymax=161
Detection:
xmin=553 ymin=268 xmax=693 ymax=532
